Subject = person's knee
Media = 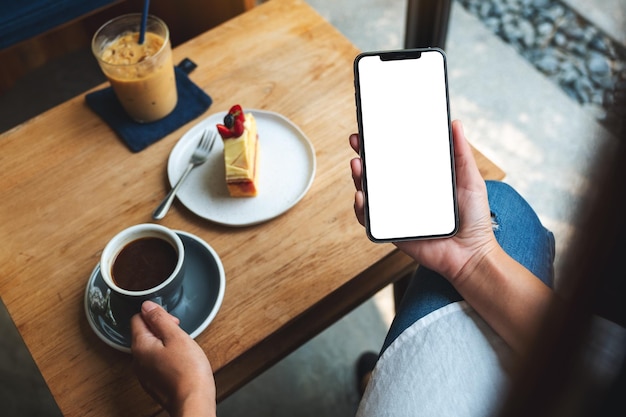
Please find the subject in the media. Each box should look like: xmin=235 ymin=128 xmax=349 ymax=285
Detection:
xmin=485 ymin=181 xmax=555 ymax=286
xmin=486 ymin=181 xmax=527 ymax=208
xmin=486 ymin=181 xmax=541 ymax=229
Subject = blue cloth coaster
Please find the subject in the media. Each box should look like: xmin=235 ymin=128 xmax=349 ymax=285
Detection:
xmin=85 ymin=65 xmax=212 ymax=153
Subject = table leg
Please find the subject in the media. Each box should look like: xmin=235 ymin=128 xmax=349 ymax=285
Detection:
xmin=404 ymin=0 xmax=452 ymax=49
xmin=393 ymin=272 xmax=412 ymax=312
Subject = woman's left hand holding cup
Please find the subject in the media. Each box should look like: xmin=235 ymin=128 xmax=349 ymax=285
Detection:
xmin=131 ymin=301 xmax=217 ymax=417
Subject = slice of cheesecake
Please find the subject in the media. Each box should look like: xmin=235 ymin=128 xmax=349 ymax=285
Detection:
xmin=216 ymin=105 xmax=259 ymax=197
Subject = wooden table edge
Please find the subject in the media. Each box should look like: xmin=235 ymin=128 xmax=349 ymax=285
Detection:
xmin=213 ymin=248 xmax=417 ymax=400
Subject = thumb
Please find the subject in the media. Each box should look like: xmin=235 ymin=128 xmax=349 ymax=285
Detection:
xmin=139 ymin=301 xmax=183 ymax=344
xmin=130 ymin=309 xmax=157 ymax=348
xmin=452 ymin=120 xmax=471 ymax=161
xmin=451 ymin=120 xmax=483 ymax=187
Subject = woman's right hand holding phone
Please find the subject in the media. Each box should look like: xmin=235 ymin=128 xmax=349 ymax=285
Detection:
xmin=351 ymin=120 xmax=554 ymax=353
xmin=350 ymin=120 xmax=498 ymax=288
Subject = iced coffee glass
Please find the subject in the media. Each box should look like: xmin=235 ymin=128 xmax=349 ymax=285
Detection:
xmin=92 ymin=14 xmax=177 ymax=123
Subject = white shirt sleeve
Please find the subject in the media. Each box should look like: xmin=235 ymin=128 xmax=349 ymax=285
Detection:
xmin=356 ymin=301 xmax=512 ymax=417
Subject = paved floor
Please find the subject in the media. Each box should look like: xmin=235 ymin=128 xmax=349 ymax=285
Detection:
xmin=1 ymin=1 xmax=623 ymax=416
xmin=220 ymin=1 xmax=622 ymax=415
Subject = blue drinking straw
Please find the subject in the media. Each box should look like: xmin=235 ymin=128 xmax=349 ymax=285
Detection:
xmin=138 ymin=0 xmax=150 ymax=44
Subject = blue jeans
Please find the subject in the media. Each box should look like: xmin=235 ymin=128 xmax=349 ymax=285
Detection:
xmin=380 ymin=181 xmax=556 ymax=354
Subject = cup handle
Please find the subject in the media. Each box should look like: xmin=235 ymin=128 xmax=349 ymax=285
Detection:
xmin=88 ymin=287 xmax=117 ymax=327
xmin=151 ymin=296 xmax=165 ymax=310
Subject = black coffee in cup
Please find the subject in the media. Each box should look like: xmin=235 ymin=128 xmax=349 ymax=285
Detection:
xmin=112 ymin=237 xmax=177 ymax=291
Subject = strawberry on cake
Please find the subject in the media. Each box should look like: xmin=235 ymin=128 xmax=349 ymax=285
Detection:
xmin=216 ymin=105 xmax=260 ymax=197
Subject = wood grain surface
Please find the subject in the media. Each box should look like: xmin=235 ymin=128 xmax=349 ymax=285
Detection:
xmin=0 ymin=0 xmax=504 ymax=415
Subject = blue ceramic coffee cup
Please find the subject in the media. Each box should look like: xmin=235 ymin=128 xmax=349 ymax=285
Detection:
xmin=99 ymin=224 xmax=185 ymax=318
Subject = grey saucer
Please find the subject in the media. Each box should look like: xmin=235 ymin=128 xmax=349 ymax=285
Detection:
xmin=84 ymin=231 xmax=225 ymax=353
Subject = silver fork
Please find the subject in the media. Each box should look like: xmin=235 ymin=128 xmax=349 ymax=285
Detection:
xmin=152 ymin=129 xmax=217 ymax=220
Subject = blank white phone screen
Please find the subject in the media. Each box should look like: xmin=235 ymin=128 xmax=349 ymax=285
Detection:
xmin=356 ymin=50 xmax=456 ymax=241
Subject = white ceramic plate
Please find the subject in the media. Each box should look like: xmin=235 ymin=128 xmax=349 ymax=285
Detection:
xmin=167 ymin=109 xmax=316 ymax=226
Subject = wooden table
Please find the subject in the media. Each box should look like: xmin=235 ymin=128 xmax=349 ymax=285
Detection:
xmin=0 ymin=0 xmax=505 ymax=415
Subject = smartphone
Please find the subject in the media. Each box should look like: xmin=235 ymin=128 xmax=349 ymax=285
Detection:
xmin=354 ymin=48 xmax=458 ymax=242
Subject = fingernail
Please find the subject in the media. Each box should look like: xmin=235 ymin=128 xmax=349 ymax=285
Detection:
xmin=142 ymin=300 xmax=159 ymax=313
